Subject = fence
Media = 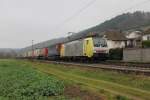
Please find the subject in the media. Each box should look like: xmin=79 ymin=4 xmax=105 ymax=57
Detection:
xmin=123 ymin=48 xmax=150 ymax=62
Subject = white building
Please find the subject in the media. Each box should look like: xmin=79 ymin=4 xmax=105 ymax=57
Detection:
xmin=102 ymin=30 xmax=127 ymax=49
xmin=126 ymin=31 xmax=142 ymax=39
xmin=143 ymin=34 xmax=150 ymax=40
xmin=143 ymin=28 xmax=150 ymax=41
xmin=125 ymin=31 xmax=142 ymax=48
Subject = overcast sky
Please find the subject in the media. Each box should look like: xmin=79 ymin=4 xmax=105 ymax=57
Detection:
xmin=0 ymin=0 xmax=150 ymax=48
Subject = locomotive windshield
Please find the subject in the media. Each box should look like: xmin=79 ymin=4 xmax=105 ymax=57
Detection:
xmin=93 ymin=37 xmax=107 ymax=47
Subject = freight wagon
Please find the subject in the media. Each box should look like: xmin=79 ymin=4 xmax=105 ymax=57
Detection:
xmin=47 ymin=44 xmax=61 ymax=59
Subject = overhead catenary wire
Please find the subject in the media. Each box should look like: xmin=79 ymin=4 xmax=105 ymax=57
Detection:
xmin=53 ymin=0 xmax=150 ymax=34
xmin=61 ymin=0 xmax=97 ymax=24
xmin=54 ymin=0 xmax=97 ymax=30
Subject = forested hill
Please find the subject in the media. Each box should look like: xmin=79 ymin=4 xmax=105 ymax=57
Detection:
xmin=82 ymin=11 xmax=150 ymax=33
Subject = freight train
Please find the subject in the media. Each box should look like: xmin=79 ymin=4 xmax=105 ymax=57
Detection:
xmin=20 ymin=36 xmax=109 ymax=61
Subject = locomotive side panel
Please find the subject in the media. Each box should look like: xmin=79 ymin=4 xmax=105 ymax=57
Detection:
xmin=63 ymin=40 xmax=84 ymax=57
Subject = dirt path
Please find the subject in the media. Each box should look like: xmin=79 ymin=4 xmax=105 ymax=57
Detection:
xmin=64 ymin=85 xmax=103 ymax=100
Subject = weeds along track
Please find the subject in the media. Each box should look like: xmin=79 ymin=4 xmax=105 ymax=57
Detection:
xmin=101 ymin=61 xmax=150 ymax=68
xmin=32 ymin=60 xmax=150 ymax=76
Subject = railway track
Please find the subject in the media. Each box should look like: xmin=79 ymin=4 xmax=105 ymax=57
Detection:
xmin=101 ymin=61 xmax=150 ymax=68
xmin=34 ymin=60 xmax=150 ymax=76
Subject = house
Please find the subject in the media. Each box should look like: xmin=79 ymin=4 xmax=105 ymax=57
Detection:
xmin=125 ymin=31 xmax=142 ymax=48
xmin=101 ymin=30 xmax=127 ymax=49
xmin=143 ymin=28 xmax=150 ymax=41
xmin=143 ymin=34 xmax=150 ymax=40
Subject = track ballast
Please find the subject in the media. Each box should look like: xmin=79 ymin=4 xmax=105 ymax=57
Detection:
xmin=32 ymin=60 xmax=150 ymax=76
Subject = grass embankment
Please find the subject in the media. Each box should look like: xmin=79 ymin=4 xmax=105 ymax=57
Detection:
xmin=29 ymin=61 xmax=150 ymax=100
xmin=1 ymin=59 xmax=150 ymax=100
xmin=0 ymin=59 xmax=65 ymax=100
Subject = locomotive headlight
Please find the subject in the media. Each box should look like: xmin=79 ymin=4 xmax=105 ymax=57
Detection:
xmin=105 ymin=49 xmax=109 ymax=54
xmin=94 ymin=50 xmax=97 ymax=53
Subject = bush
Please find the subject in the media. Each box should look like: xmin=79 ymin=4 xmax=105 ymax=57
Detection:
xmin=109 ymin=48 xmax=123 ymax=60
xmin=116 ymin=95 xmax=129 ymax=100
xmin=142 ymin=40 xmax=150 ymax=48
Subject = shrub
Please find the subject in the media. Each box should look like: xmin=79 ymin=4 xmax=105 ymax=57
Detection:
xmin=109 ymin=48 xmax=123 ymax=60
xmin=116 ymin=95 xmax=129 ymax=100
xmin=142 ymin=40 xmax=150 ymax=48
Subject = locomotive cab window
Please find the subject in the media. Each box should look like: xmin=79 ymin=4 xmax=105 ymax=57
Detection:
xmin=93 ymin=37 xmax=107 ymax=47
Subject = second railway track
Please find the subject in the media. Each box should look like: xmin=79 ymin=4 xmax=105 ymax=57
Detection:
xmin=33 ymin=60 xmax=150 ymax=76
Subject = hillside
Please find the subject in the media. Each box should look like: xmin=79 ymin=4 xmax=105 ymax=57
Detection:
xmin=69 ymin=11 xmax=150 ymax=41
xmin=92 ymin=11 xmax=150 ymax=32
xmin=22 ymin=11 xmax=150 ymax=50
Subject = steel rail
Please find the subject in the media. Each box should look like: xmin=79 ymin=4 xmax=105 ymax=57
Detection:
xmin=34 ymin=60 xmax=150 ymax=76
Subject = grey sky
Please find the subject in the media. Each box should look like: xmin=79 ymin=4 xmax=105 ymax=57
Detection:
xmin=0 ymin=0 xmax=150 ymax=48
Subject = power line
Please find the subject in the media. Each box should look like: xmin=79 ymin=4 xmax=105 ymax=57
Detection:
xmin=62 ymin=0 xmax=96 ymax=24
xmin=53 ymin=0 xmax=150 ymax=34
xmin=54 ymin=0 xmax=97 ymax=29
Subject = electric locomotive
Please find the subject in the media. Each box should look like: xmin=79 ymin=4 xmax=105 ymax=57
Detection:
xmin=60 ymin=36 xmax=109 ymax=60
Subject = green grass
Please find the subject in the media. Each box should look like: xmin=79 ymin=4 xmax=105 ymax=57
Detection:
xmin=1 ymin=59 xmax=150 ymax=100
xmin=0 ymin=59 xmax=64 ymax=100
xmin=52 ymin=64 xmax=150 ymax=91
xmin=29 ymin=61 xmax=150 ymax=100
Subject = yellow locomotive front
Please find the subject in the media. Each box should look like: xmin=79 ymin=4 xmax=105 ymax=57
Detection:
xmin=83 ymin=37 xmax=109 ymax=60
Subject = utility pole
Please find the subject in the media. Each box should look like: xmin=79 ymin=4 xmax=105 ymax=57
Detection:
xmin=32 ymin=40 xmax=34 ymax=59
xmin=140 ymin=32 xmax=144 ymax=62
